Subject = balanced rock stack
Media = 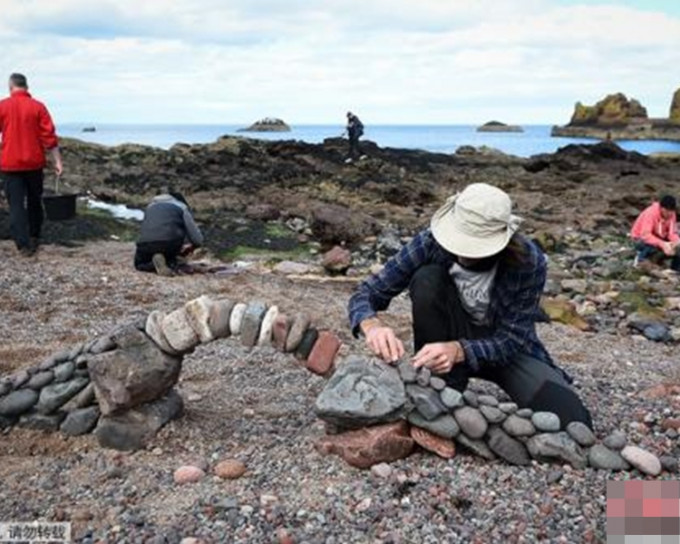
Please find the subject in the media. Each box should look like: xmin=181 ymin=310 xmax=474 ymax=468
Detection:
xmin=314 ymin=357 xmax=665 ymax=475
xmin=0 ymin=294 xmax=342 ymax=451
xmin=144 ymin=295 xmax=341 ymax=378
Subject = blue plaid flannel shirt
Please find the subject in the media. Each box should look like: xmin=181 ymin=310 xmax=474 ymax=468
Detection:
xmin=349 ymin=229 xmax=556 ymax=374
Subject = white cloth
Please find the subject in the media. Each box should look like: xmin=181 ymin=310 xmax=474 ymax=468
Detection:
xmin=449 ymin=262 xmax=498 ymax=325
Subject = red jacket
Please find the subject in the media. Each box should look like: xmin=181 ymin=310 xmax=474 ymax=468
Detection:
xmin=630 ymin=202 xmax=680 ymax=249
xmin=0 ymin=89 xmax=59 ymax=172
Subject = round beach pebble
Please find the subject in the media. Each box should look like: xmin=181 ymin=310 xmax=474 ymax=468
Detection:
xmin=174 ymin=465 xmax=206 ymax=484
xmin=621 ymin=446 xmax=662 ymax=476
xmin=531 ymin=412 xmax=561 ymax=432
xmin=502 ymin=414 xmax=536 ymax=437
xmin=566 ymin=421 xmax=596 ymax=447
xmin=229 ymin=303 xmax=247 ymax=335
xmin=214 ymin=459 xmax=247 ymax=480
xmin=603 ymin=430 xmax=627 ymax=451
xmin=285 ymin=313 xmax=312 ymax=353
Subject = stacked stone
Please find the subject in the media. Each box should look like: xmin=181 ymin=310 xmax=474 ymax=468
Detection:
xmin=314 ymin=357 xmax=665 ymax=475
xmin=1 ymin=294 xmax=343 ymax=451
xmin=0 ymin=332 xmax=119 ymax=436
xmin=146 ymin=295 xmax=341 ymax=378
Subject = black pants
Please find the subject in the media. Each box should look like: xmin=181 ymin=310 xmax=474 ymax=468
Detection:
xmin=409 ymin=264 xmax=593 ymax=429
xmin=134 ymin=239 xmax=183 ymax=273
xmin=348 ymin=134 xmax=361 ymax=158
xmin=1 ymin=169 xmax=44 ymax=250
xmin=635 ymin=241 xmax=680 ymax=272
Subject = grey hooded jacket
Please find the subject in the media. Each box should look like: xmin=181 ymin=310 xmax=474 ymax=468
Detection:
xmin=137 ymin=194 xmax=204 ymax=246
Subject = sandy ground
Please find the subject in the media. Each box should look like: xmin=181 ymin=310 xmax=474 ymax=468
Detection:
xmin=1 ymin=240 xmax=678 ymax=544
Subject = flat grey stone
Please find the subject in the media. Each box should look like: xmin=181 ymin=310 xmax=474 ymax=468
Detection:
xmin=429 ymin=377 xmax=446 ymax=391
xmin=11 ymin=370 xmax=30 ymax=389
xmin=90 ymin=335 xmax=116 ymax=355
xmin=53 ymin=362 xmax=76 ymax=383
xmin=416 ymin=367 xmax=431 ymax=387
xmin=406 ymin=384 xmax=447 ymax=421
xmin=38 ymin=356 xmax=58 ymax=371
xmin=240 ymin=301 xmax=268 ymax=347
xmin=37 ymin=378 xmax=89 ymax=414
xmin=527 ymin=432 xmax=587 ymax=469
xmin=61 ymin=406 xmax=101 ymax=436
xmin=69 ymin=343 xmax=84 ymax=360
xmin=487 ymin=426 xmax=531 ymax=466
xmin=315 ymin=357 xmax=407 ymax=428
xmin=531 ymin=412 xmax=561 ymax=432
xmin=455 ymin=433 xmax=496 ymax=460
xmin=588 ymin=444 xmax=630 ymax=471
xmin=95 ymin=390 xmax=184 ymax=451
xmin=566 ymin=421 xmax=596 ymax=447
xmin=52 ymin=349 xmax=71 ymax=364
xmin=480 ymin=405 xmax=506 ymax=424
xmin=502 ymin=415 xmax=536 ymax=437
xmin=499 ymin=402 xmax=518 ymax=414
xmin=18 ymin=412 xmax=65 ymax=431
xmin=62 ymin=383 xmax=96 ymax=412
xmin=516 ymin=408 xmax=533 ymax=418
xmin=408 ymin=411 xmax=460 ymax=439
xmin=440 ymin=387 xmax=464 ymax=409
xmin=477 ymin=394 xmax=499 ymax=407
xmin=0 ymin=389 xmax=39 ymax=416
xmin=463 ymin=390 xmax=478 ymax=407
xmin=603 ymin=431 xmax=627 ymax=451
xmin=454 ymin=406 xmax=487 ymax=439
xmin=26 ymin=371 xmax=54 ymax=390
xmin=397 ymin=359 xmax=417 ymax=383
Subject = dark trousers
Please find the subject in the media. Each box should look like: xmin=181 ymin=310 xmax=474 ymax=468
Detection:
xmin=134 ymin=239 xmax=183 ymax=273
xmin=636 ymin=241 xmax=680 ymax=272
xmin=1 ymin=169 xmax=44 ymax=250
xmin=348 ymin=134 xmax=361 ymax=158
xmin=409 ymin=264 xmax=593 ymax=429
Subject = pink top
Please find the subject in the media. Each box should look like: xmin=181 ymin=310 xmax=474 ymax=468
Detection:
xmin=630 ymin=202 xmax=680 ymax=248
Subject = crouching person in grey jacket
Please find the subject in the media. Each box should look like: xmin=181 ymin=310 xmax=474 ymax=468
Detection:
xmin=134 ymin=191 xmax=204 ymax=276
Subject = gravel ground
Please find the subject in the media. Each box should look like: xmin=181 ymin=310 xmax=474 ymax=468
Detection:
xmin=1 ymin=240 xmax=678 ymax=544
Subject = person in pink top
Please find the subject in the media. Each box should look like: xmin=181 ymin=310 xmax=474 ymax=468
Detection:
xmin=630 ymin=195 xmax=680 ymax=271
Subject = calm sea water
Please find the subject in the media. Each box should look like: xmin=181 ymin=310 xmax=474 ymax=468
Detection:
xmin=58 ymin=124 xmax=680 ymax=158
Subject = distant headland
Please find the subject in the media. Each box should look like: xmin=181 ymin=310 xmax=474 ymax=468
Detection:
xmin=238 ymin=118 xmax=291 ymax=132
xmin=476 ymin=121 xmax=523 ymax=133
xmin=552 ymin=88 xmax=680 ymax=141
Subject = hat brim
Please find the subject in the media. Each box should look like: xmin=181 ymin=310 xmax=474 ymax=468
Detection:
xmin=431 ymin=209 xmax=516 ymax=259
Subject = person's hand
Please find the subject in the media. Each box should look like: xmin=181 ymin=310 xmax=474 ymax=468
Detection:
xmin=54 ymin=158 xmax=63 ymax=177
xmin=663 ymin=242 xmax=676 ymax=256
xmin=412 ymin=341 xmax=465 ymax=375
xmin=361 ymin=319 xmax=404 ymax=363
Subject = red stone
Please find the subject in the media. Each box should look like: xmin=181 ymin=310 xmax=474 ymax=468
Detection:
xmin=305 ymin=331 xmax=341 ymax=376
xmin=661 ymin=418 xmax=680 ymax=431
xmin=272 ymin=314 xmax=292 ymax=351
xmin=321 ymin=246 xmax=352 ymax=273
xmin=314 ymin=421 xmax=414 ymax=469
xmin=410 ymin=426 xmax=456 ymax=459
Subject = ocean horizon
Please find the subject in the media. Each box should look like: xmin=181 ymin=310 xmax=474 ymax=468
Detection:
xmin=58 ymin=123 xmax=680 ymax=158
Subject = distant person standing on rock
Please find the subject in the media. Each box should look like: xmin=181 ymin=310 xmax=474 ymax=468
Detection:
xmin=630 ymin=195 xmax=680 ymax=271
xmin=134 ymin=191 xmax=204 ymax=276
xmin=349 ymin=183 xmax=593 ymax=429
xmin=345 ymin=111 xmax=364 ymax=163
xmin=0 ymin=73 xmax=63 ymax=256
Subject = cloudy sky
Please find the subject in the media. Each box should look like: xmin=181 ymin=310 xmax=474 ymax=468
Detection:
xmin=0 ymin=0 xmax=678 ymax=124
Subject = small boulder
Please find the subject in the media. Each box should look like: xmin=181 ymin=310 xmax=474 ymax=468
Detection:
xmin=145 ymin=311 xmax=178 ymax=355
xmin=209 ymin=299 xmax=234 ymax=339
xmin=229 ymin=303 xmax=247 ymax=335
xmin=407 ymin=411 xmax=459 ymax=439
xmin=60 ymin=406 xmax=100 ymax=436
xmin=503 ymin=415 xmax=536 ymax=437
xmin=257 ymin=306 xmax=279 ymax=347
xmin=454 ymin=407 xmax=488 ymax=439
xmin=185 ymin=295 xmax=216 ymax=343
xmin=407 ymin=385 xmax=447 ymax=421
xmin=214 ymin=459 xmax=247 ymax=480
xmin=174 ymin=466 xmax=205 ymax=484
xmin=271 ymin=314 xmax=293 ymax=351
xmin=286 ymin=313 xmax=312 ymax=352
xmin=531 ymin=412 xmax=561 ymax=432
xmin=410 ymin=426 xmax=456 ymax=459
xmin=527 ymin=432 xmax=587 ymax=469
xmin=306 ymin=330 xmax=341 ymax=377
xmin=566 ymin=421 xmax=596 ymax=447
xmin=322 ymin=246 xmax=352 ymax=274
xmin=487 ymin=426 xmax=531 ymax=466
xmin=240 ymin=302 xmax=268 ymax=347
xmin=162 ymin=307 xmax=200 ymax=353
xmin=588 ymin=444 xmax=630 ymax=471
xmin=620 ymin=446 xmax=662 ymax=476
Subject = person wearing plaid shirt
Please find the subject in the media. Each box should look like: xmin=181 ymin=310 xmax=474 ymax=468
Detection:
xmin=349 ymin=183 xmax=592 ymax=429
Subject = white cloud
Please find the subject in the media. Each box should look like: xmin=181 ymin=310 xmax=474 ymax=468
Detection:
xmin=0 ymin=0 xmax=678 ymax=124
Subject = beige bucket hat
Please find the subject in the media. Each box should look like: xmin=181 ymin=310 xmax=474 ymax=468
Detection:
xmin=430 ymin=183 xmax=522 ymax=258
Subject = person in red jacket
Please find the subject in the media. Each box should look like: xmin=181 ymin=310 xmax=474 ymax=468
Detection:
xmin=0 ymin=73 xmax=63 ymax=256
xmin=630 ymin=195 xmax=680 ymax=271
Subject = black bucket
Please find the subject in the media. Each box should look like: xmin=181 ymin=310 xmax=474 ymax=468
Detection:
xmin=43 ymin=194 xmax=77 ymax=221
